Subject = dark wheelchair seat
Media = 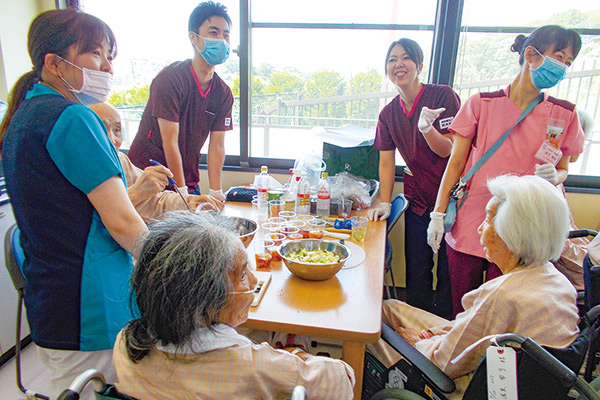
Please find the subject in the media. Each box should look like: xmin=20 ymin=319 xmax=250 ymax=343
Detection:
xmin=368 ymin=305 xmax=600 ymax=400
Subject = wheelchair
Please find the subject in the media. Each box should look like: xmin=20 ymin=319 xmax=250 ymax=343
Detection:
xmin=366 ymin=305 xmax=600 ymax=400
xmin=56 ymin=369 xmax=308 ymax=400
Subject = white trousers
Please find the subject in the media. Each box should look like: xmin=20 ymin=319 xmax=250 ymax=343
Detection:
xmin=37 ymin=346 xmax=115 ymax=400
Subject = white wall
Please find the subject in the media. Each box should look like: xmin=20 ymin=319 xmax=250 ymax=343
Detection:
xmin=0 ymin=0 xmax=54 ymax=101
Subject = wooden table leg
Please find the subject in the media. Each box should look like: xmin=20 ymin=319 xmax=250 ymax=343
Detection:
xmin=342 ymin=340 xmax=366 ymax=400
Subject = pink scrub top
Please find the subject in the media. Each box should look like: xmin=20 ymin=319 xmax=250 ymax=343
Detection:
xmin=447 ymin=86 xmax=584 ymax=258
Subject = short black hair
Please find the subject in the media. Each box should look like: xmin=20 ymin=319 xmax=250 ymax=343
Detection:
xmin=188 ymin=1 xmax=232 ymax=33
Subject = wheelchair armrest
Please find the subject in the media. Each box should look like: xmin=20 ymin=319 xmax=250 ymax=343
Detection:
xmin=381 ymin=322 xmax=456 ymax=394
xmin=520 ymin=337 xmax=577 ymax=388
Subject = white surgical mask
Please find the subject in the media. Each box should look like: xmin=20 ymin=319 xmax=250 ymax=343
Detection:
xmin=57 ymin=55 xmax=113 ymax=105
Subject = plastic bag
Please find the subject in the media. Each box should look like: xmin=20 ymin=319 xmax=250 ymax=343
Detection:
xmin=252 ymin=175 xmax=283 ymax=190
xmin=294 ymin=152 xmax=326 ymax=188
xmin=328 ymin=172 xmax=380 ymax=209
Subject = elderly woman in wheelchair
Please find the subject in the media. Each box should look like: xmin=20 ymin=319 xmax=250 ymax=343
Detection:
xmin=370 ymin=174 xmax=580 ymax=399
xmin=111 ymin=212 xmax=354 ymax=399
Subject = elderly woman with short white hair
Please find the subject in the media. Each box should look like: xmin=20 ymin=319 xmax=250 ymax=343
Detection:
xmin=370 ymin=174 xmax=580 ymax=399
xmin=112 ymin=212 xmax=355 ymax=399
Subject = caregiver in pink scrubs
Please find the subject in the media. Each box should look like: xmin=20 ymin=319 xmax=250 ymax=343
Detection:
xmin=427 ymin=25 xmax=585 ymax=316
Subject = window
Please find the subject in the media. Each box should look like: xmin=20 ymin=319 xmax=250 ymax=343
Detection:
xmin=81 ymin=0 xmax=241 ymax=155
xmin=247 ymin=0 xmax=438 ymax=166
xmin=82 ymin=0 xmax=600 ymax=186
xmin=456 ymin=0 xmax=600 ymax=178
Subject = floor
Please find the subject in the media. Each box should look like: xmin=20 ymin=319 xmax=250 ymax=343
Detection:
xmin=0 ymin=342 xmax=52 ymax=400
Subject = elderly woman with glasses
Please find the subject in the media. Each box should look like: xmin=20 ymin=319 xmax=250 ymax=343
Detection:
xmin=112 ymin=212 xmax=355 ymax=399
xmin=370 ymin=175 xmax=580 ymax=399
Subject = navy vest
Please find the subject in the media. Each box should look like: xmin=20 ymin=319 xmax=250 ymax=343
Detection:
xmin=3 ymin=94 xmax=94 ymax=349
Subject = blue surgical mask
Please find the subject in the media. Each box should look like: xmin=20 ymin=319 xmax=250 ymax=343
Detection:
xmin=193 ymin=33 xmax=230 ymax=66
xmin=530 ymin=47 xmax=568 ymax=90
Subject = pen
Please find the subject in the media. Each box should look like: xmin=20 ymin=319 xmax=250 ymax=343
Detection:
xmin=149 ymin=159 xmax=192 ymax=211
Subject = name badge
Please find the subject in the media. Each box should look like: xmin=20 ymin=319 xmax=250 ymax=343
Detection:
xmin=438 ymin=116 xmax=454 ymax=130
xmin=487 ymin=346 xmax=518 ymax=400
xmin=547 ymin=117 xmax=565 ymax=137
xmin=535 ymin=140 xmax=563 ymax=166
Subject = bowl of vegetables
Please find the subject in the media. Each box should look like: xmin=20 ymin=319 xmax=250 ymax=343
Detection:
xmin=279 ymin=239 xmax=351 ymax=281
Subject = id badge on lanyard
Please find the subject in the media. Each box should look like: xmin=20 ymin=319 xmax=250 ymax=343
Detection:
xmin=534 ymin=117 xmax=564 ymax=166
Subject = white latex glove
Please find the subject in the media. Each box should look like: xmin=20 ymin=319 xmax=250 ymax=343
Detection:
xmin=535 ymin=163 xmax=559 ymax=185
xmin=418 ymin=107 xmax=446 ymax=134
xmin=427 ymin=211 xmax=446 ymax=253
xmin=367 ymin=202 xmax=391 ymax=221
xmin=209 ymin=188 xmax=226 ymax=202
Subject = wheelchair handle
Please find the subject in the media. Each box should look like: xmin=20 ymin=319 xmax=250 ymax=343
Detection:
xmin=568 ymin=229 xmax=598 ymax=239
xmin=56 ymin=369 xmax=108 ymax=400
xmin=495 ymin=334 xmax=577 ymax=388
xmin=291 ymin=385 xmax=307 ymax=400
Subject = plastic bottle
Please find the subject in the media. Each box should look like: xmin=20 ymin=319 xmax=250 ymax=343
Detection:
xmin=316 ymin=172 xmax=330 ymax=218
xmin=296 ymin=170 xmax=311 ymax=215
xmin=257 ymin=165 xmax=269 ymax=206
xmin=281 ymin=169 xmax=296 ymax=211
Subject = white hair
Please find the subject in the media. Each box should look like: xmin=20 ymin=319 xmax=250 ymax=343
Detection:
xmin=577 ymin=108 xmax=594 ymax=139
xmin=487 ymin=175 xmax=570 ymax=266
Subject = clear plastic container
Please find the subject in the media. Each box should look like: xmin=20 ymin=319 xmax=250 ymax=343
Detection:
xmin=316 ymin=172 xmax=330 ymax=218
xmin=296 ymin=171 xmax=311 ymax=215
xmin=257 ymin=165 xmax=269 ymax=206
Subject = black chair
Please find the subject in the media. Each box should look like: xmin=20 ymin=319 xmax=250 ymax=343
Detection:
xmin=384 ymin=193 xmax=408 ymax=299
xmin=4 ymin=223 xmax=49 ymax=400
xmin=569 ymin=229 xmax=600 ymax=313
xmin=571 ymin=228 xmax=600 ymax=381
xmin=56 ymin=369 xmax=308 ymax=400
xmin=369 ymin=305 xmax=600 ymax=400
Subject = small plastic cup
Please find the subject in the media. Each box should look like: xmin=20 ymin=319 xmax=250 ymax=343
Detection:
xmin=338 ymin=199 xmax=354 ymax=218
xmin=254 ymin=239 xmax=274 ymax=270
xmin=283 ymin=195 xmax=296 ymax=211
xmin=252 ymin=199 xmax=268 ymax=223
xmin=278 ymin=210 xmax=297 ymax=221
xmin=266 ymin=232 xmax=286 ymax=246
xmin=307 ymin=219 xmax=326 ymax=239
xmin=351 ymin=216 xmax=368 ymax=243
xmin=287 ymin=232 xmax=304 ymax=240
xmin=280 ymin=225 xmax=300 ymax=238
xmin=266 ymin=232 xmax=286 ymax=262
xmin=268 ymin=216 xmax=287 ymax=225
xmin=269 ymin=199 xmax=285 ymax=219
xmin=195 ymin=202 xmax=218 ymax=214
xmin=261 ymin=222 xmax=281 ymax=235
xmin=294 ymin=215 xmax=313 ymax=238
xmin=285 ymin=219 xmax=306 ymax=229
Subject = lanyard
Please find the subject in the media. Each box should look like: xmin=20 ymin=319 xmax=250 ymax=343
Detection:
xmin=461 ymin=93 xmax=544 ymax=183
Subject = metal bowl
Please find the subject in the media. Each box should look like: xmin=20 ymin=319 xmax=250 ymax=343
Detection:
xmin=279 ymin=239 xmax=351 ymax=281
xmin=228 ymin=216 xmax=258 ymax=248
